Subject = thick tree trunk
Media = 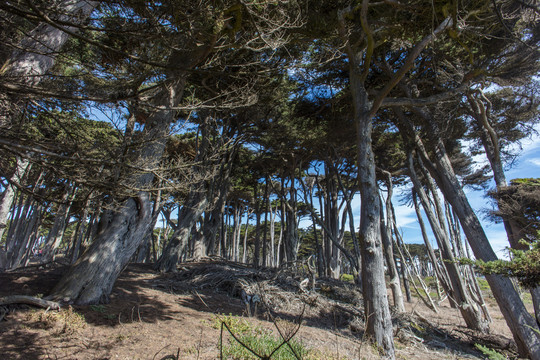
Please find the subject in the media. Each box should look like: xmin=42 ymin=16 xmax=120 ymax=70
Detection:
xmin=48 ymin=193 xmax=153 ymax=304
xmin=48 ymin=78 xmax=185 ymax=304
xmin=350 ymin=72 xmax=394 ymax=358
xmin=155 ymin=190 xmax=208 ymax=272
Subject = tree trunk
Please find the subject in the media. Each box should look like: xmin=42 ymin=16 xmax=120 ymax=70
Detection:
xmin=42 ymin=184 xmax=76 ymax=262
xmin=417 ymin=120 xmax=540 ymax=358
xmin=48 ymin=193 xmax=153 ymax=304
xmin=350 ymin=64 xmax=394 ymax=359
xmin=380 ymin=173 xmax=405 ymax=312
xmin=0 ymin=156 xmax=30 ymax=241
xmin=468 ymin=91 xmax=540 ymax=326
xmin=408 ymin=152 xmax=490 ymax=332
xmin=262 ymin=177 xmax=269 ymax=267
xmin=48 ymin=77 xmax=185 ymax=304
xmin=155 ymin=189 xmax=209 ymax=272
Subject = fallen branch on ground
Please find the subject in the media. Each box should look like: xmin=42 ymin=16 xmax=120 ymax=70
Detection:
xmin=0 ymin=295 xmax=61 ymax=310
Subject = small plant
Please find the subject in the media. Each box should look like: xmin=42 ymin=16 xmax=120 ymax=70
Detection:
xmin=223 ymin=330 xmax=309 ymax=360
xmin=90 ymin=304 xmax=107 ymax=313
xmin=215 ymin=313 xmax=312 ymax=359
xmin=90 ymin=304 xmax=116 ymax=320
xmin=474 ymin=343 xmax=506 ymax=360
xmin=27 ymin=306 xmax=86 ymax=335
xmin=212 ymin=313 xmax=259 ymax=335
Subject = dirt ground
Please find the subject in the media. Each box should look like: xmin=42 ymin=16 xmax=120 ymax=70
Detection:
xmin=0 ymin=261 xmax=529 ymax=360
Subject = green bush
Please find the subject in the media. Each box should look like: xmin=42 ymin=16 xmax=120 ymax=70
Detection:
xmin=474 ymin=343 xmax=506 ymax=360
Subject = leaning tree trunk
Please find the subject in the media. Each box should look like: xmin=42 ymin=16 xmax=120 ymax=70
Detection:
xmin=408 ymin=152 xmax=490 ymax=332
xmin=0 ymin=0 xmax=98 ymax=127
xmin=48 ymin=193 xmax=153 ymax=304
xmin=417 ymin=122 xmax=540 ymax=359
xmin=468 ymin=91 xmax=540 ymax=326
xmin=47 ymin=78 xmax=184 ymax=305
xmin=155 ymin=189 xmax=209 ymax=272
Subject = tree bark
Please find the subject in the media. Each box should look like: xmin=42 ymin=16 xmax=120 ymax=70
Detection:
xmin=42 ymin=184 xmax=76 ymax=262
xmin=155 ymin=189 xmax=209 ymax=272
xmin=415 ymin=116 xmax=540 ymax=358
xmin=380 ymin=173 xmax=405 ymax=312
xmin=47 ymin=77 xmax=185 ymax=304
xmin=408 ymin=152 xmax=490 ymax=332
xmin=0 ymin=156 xmax=30 ymax=241
xmin=468 ymin=91 xmax=540 ymax=326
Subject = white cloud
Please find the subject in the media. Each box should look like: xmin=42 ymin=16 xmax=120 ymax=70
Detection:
xmin=528 ymin=157 xmax=540 ymax=167
xmin=393 ymin=204 xmax=418 ymax=229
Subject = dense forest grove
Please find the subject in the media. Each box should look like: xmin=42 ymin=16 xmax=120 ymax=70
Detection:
xmin=1 ymin=0 xmax=540 ymax=358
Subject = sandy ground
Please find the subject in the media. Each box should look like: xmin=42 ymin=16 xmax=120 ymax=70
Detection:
xmin=0 ymin=262 xmax=529 ymax=360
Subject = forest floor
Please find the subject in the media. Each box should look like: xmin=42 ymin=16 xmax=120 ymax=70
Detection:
xmin=0 ymin=259 xmax=530 ymax=360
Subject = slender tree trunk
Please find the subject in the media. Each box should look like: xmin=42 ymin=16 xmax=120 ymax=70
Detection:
xmin=408 ymin=152 xmax=490 ymax=332
xmin=0 ymin=156 xmax=30 ymax=241
xmin=262 ymin=177 xmax=269 ymax=267
xmin=468 ymin=92 xmax=540 ymax=326
xmin=269 ymin=202 xmax=276 ymax=267
xmin=42 ymin=184 xmax=76 ymax=262
xmin=412 ymin=190 xmax=453 ymax=299
xmin=8 ymin=202 xmax=43 ymax=269
xmin=380 ymin=173 xmax=405 ymax=312
xmin=253 ymin=184 xmax=261 ymax=267
xmin=414 ymin=116 xmax=540 ymax=358
xmin=70 ymin=199 xmax=90 ymax=264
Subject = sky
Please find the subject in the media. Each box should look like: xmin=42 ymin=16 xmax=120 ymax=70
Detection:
xmin=387 ymin=133 xmax=540 ymax=258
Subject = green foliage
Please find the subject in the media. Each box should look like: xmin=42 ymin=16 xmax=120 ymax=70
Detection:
xmin=223 ymin=329 xmax=309 ymax=360
xmin=213 ymin=314 xmax=312 ymax=360
xmin=474 ymin=344 xmax=506 ymax=360
xmin=471 ymin=239 xmax=540 ymax=289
